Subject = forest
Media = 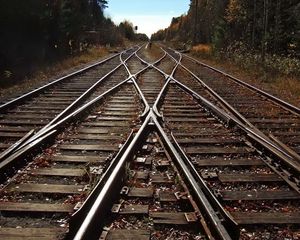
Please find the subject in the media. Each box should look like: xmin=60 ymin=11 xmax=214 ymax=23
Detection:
xmin=0 ymin=0 xmax=147 ymax=86
xmin=1 ymin=0 xmax=299 ymax=87
xmin=152 ymin=0 xmax=300 ymax=76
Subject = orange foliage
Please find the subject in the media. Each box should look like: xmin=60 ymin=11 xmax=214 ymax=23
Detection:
xmin=192 ymin=44 xmax=212 ymax=55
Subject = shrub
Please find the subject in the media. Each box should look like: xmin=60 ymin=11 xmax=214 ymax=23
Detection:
xmin=191 ymin=44 xmax=213 ymax=57
xmin=222 ymin=42 xmax=300 ymax=77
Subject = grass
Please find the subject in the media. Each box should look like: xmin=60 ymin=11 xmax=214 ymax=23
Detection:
xmin=0 ymin=46 xmax=111 ymax=102
xmin=190 ymin=45 xmax=300 ymax=107
xmin=191 ymin=44 xmax=212 ymax=56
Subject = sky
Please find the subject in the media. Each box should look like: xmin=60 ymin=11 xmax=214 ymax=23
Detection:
xmin=105 ymin=0 xmax=190 ymax=37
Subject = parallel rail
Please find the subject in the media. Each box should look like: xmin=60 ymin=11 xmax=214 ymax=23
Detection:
xmin=0 ymin=43 xmax=299 ymax=240
xmin=167 ymin=48 xmax=300 ymax=160
xmin=0 ymin=47 xmax=141 ymax=160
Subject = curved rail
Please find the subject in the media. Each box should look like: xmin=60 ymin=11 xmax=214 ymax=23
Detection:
xmin=163 ymin=47 xmax=300 ymax=176
xmin=72 ymin=110 xmax=232 ymax=240
xmin=2 ymin=43 xmax=299 ymax=239
xmin=0 ymin=76 xmax=132 ymax=178
xmin=0 ymin=47 xmax=139 ymax=161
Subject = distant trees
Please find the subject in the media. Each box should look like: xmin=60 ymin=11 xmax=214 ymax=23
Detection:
xmin=119 ymin=20 xmax=136 ymax=40
xmin=0 ymin=0 xmax=146 ymax=85
xmin=152 ymin=15 xmax=191 ymax=43
xmin=223 ymin=0 xmax=299 ymax=55
xmin=152 ymin=0 xmax=299 ymax=57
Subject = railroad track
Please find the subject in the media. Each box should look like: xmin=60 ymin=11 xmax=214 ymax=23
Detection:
xmin=167 ymin=48 xmax=300 ymax=157
xmin=97 ymin=130 xmax=209 ymax=240
xmin=0 ymin=47 xmax=139 ymax=156
xmin=0 ymin=82 xmax=143 ymax=239
xmin=158 ymin=83 xmax=300 ymax=239
xmin=0 ymin=43 xmax=299 ymax=239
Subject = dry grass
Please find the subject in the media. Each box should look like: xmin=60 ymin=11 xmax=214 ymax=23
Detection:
xmin=191 ymin=44 xmax=212 ymax=56
xmin=0 ymin=46 xmax=110 ymax=102
xmin=189 ymin=48 xmax=300 ymax=108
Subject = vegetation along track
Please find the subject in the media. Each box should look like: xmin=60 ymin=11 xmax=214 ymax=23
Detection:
xmin=0 ymin=43 xmax=300 ymax=240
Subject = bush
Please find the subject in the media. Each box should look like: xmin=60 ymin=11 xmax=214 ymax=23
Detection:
xmin=191 ymin=44 xmax=213 ymax=58
xmin=222 ymin=42 xmax=300 ymax=76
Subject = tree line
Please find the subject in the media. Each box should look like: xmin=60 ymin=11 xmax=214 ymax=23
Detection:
xmin=0 ymin=0 xmax=147 ymax=84
xmin=152 ymin=0 xmax=300 ymax=59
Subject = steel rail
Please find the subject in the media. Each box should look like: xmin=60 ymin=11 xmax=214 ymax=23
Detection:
xmin=135 ymin=47 xmax=168 ymax=68
xmin=72 ymin=111 xmax=152 ymax=240
xmin=157 ymin=73 xmax=300 ymax=192
xmin=134 ymin=48 xmax=169 ymax=118
xmin=135 ymin=48 xmax=167 ymax=66
xmin=150 ymin=47 xmax=231 ymax=123
xmin=174 ymin=77 xmax=300 ymax=191
xmin=71 ymin=50 xmax=231 ymax=239
xmin=160 ymin=76 xmax=300 ymax=235
xmin=131 ymin=79 xmax=150 ymax=119
xmin=72 ymin=110 xmax=232 ymax=240
xmin=167 ymin=48 xmax=300 ymax=161
xmin=164 ymin=47 xmax=253 ymax=126
xmin=135 ymin=48 xmax=178 ymax=79
xmin=151 ymin=110 xmax=233 ymax=240
xmin=134 ymin=47 xmax=182 ymax=117
xmin=120 ymin=45 xmax=142 ymax=62
xmin=0 ymin=129 xmax=58 ymax=181
xmin=120 ymin=46 xmax=168 ymax=118
xmin=0 ymin=51 xmax=122 ymax=113
xmin=171 ymin=78 xmax=232 ymax=125
xmin=1 ymin=47 xmax=140 ymax=160
xmin=70 ymin=50 xmax=191 ymax=238
xmin=0 ymin=129 xmax=34 ymax=161
xmin=39 ymin=47 xmax=139 ymax=131
xmin=153 ymin=47 xmax=182 ymax=78
xmin=164 ymin=48 xmax=300 ymax=173
xmin=152 ymin=78 xmax=171 ymax=119
xmin=0 ymin=47 xmax=138 ymax=161
xmin=152 ymin=46 xmax=300 ymax=187
xmin=123 ymin=46 xmax=176 ymax=118
xmin=0 ymin=45 xmax=231 ymax=239
xmin=151 ymin=66 xmax=300 ymax=237
xmin=151 ymin=47 xmax=228 ymax=122
xmin=120 ymin=45 xmax=151 ymax=118
xmin=180 ymin=51 xmax=300 ymax=116
xmin=68 ymin=130 xmax=136 ymax=238
xmin=170 ymin=132 xmax=239 ymax=240
xmin=0 ymin=45 xmax=162 ymax=179
xmin=134 ymin=50 xmax=168 ymax=77
xmin=168 ymin=48 xmax=300 ymax=163
xmin=0 ymin=77 xmax=133 ymax=179
xmin=122 ymin=44 xmax=147 ymax=71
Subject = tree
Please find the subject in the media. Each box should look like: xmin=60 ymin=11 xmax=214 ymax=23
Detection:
xmin=0 ymin=0 xmax=126 ymax=87
xmin=119 ymin=20 xmax=136 ymax=40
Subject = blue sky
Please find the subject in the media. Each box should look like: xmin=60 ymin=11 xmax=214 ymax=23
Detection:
xmin=105 ymin=0 xmax=190 ymax=37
